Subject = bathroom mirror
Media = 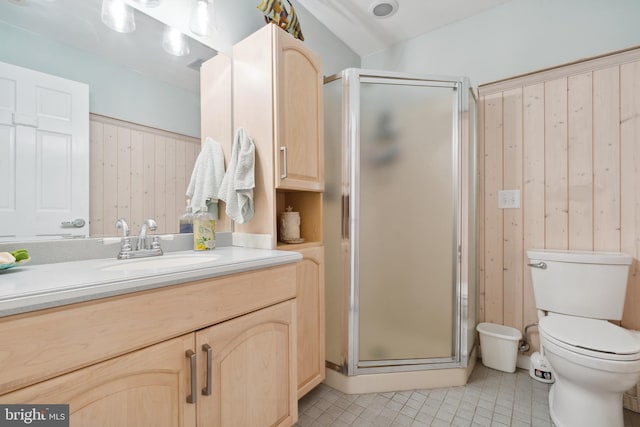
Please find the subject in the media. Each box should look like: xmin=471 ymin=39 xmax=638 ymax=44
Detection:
xmin=0 ymin=0 xmax=222 ymax=137
xmin=0 ymin=0 xmax=263 ymax=240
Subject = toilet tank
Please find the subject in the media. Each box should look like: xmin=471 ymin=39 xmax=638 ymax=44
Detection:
xmin=527 ymin=249 xmax=632 ymax=320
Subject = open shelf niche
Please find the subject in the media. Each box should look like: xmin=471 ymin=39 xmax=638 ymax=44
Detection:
xmin=276 ymin=190 xmax=323 ymax=249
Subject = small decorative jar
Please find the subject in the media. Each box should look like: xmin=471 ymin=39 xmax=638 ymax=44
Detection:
xmin=279 ymin=206 xmax=303 ymax=243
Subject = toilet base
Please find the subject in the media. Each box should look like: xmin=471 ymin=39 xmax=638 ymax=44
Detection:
xmin=549 ymin=377 xmax=624 ymax=427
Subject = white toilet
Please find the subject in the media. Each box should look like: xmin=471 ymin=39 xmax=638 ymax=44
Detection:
xmin=527 ymin=249 xmax=640 ymax=427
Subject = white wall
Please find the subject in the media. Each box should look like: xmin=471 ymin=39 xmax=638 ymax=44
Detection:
xmin=362 ymin=0 xmax=640 ymax=86
xmin=295 ymin=3 xmax=361 ymax=76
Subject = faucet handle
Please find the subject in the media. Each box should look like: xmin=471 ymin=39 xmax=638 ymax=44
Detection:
xmin=115 ymin=218 xmax=129 ymax=237
xmin=121 ymin=237 xmax=132 ymax=252
xmin=151 ymin=236 xmax=162 ymax=251
xmin=116 ymin=236 xmax=133 ymax=259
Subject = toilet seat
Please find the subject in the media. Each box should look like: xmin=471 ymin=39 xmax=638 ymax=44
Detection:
xmin=539 ymin=314 xmax=640 ymax=361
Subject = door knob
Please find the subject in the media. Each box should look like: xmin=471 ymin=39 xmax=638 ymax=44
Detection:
xmin=61 ymin=218 xmax=86 ymax=228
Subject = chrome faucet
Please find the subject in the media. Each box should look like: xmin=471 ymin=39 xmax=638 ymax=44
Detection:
xmin=115 ymin=218 xmax=132 ymax=259
xmin=136 ymin=218 xmax=158 ymax=251
xmin=115 ymin=218 xmax=129 ymax=237
xmin=115 ymin=218 xmax=163 ymax=259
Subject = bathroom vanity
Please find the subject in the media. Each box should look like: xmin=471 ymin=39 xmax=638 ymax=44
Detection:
xmin=0 ymin=248 xmax=301 ymax=427
xmin=0 ymin=21 xmax=326 ymax=426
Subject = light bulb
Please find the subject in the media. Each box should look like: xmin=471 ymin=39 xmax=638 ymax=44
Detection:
xmin=135 ymin=0 xmax=161 ymax=6
xmin=190 ymin=0 xmax=215 ymax=36
xmin=162 ymin=26 xmax=190 ymax=57
xmin=101 ymin=0 xmax=136 ymax=33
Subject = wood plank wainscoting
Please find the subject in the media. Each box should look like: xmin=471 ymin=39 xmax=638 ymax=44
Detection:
xmin=477 ymin=47 xmax=640 ymax=353
xmin=89 ymin=114 xmax=200 ymax=237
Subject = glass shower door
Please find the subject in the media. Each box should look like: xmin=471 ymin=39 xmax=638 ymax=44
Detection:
xmin=355 ymin=78 xmax=459 ymax=368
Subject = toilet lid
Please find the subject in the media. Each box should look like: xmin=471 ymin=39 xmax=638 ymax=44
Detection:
xmin=539 ymin=314 xmax=640 ymax=356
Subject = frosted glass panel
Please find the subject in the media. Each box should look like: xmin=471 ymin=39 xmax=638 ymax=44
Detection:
xmin=358 ymin=82 xmax=455 ymax=361
xmin=323 ymin=78 xmax=345 ymax=366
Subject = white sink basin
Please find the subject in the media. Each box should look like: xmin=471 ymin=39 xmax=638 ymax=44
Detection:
xmin=100 ymin=254 xmax=221 ymax=272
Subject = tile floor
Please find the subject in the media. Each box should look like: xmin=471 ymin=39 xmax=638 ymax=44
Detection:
xmin=295 ymin=364 xmax=640 ymax=427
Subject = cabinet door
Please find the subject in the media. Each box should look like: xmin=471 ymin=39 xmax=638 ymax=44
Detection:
xmin=274 ymin=28 xmax=324 ymax=192
xmin=196 ymin=300 xmax=297 ymax=427
xmin=1 ymin=334 xmax=196 ymax=427
xmin=296 ymin=246 xmax=326 ymax=398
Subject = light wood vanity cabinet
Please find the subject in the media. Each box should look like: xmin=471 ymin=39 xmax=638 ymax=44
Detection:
xmin=2 ymin=334 xmax=197 ymax=427
xmin=0 ymin=264 xmax=298 ymax=427
xmin=295 ymin=246 xmax=325 ymax=398
xmin=233 ymin=23 xmax=323 ymax=192
xmin=232 ymin=24 xmax=326 ymax=399
xmin=231 ymin=23 xmax=325 ymax=247
xmin=196 ymin=301 xmax=296 ymax=427
xmin=272 ymin=26 xmax=324 ymax=191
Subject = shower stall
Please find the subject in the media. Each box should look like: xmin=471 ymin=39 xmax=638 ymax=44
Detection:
xmin=323 ymin=69 xmax=477 ymax=384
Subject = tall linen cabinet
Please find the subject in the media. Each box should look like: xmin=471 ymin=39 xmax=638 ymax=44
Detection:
xmin=232 ymin=24 xmax=326 ymax=398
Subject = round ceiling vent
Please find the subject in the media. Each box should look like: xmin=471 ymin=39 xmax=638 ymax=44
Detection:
xmin=369 ymin=0 xmax=399 ymax=19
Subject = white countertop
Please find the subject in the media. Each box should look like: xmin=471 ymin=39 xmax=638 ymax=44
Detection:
xmin=0 ymin=247 xmax=301 ymax=317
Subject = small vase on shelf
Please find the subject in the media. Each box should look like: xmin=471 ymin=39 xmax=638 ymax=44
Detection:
xmin=279 ymin=205 xmax=303 ymax=244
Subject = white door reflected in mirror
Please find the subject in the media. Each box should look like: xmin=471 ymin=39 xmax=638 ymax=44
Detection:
xmin=0 ymin=61 xmax=89 ymax=240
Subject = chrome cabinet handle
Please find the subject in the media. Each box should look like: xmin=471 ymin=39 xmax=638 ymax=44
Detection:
xmin=202 ymin=344 xmax=212 ymax=396
xmin=527 ymin=261 xmax=547 ymax=269
xmin=280 ymin=146 xmax=288 ymax=179
xmin=186 ymin=350 xmax=197 ymax=404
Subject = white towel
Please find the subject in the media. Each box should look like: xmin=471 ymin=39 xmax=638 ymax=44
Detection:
xmin=218 ymin=128 xmax=255 ymax=224
xmin=186 ymin=137 xmax=225 ymax=212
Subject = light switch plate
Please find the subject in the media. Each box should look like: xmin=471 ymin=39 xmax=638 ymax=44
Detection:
xmin=498 ymin=190 xmax=521 ymax=209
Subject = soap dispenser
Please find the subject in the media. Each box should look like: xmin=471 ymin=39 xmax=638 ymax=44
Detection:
xmin=193 ymin=205 xmax=215 ymax=250
xmin=179 ymin=201 xmax=194 ymax=233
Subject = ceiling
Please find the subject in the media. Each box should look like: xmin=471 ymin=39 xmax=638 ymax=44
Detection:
xmin=0 ymin=0 xmax=514 ymax=92
xmin=297 ymin=0 xmax=513 ymax=57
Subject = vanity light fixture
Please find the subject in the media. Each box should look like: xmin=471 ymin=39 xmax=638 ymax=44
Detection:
xmin=190 ymin=0 xmax=216 ymax=37
xmin=101 ymin=0 xmax=136 ymax=33
xmin=162 ymin=26 xmax=190 ymax=56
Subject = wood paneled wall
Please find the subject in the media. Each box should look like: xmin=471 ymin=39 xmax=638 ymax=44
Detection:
xmin=478 ymin=48 xmax=640 ymax=352
xmin=89 ymin=114 xmax=200 ymax=237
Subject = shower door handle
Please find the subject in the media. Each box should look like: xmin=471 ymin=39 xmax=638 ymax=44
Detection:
xmin=280 ymin=146 xmax=288 ymax=179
